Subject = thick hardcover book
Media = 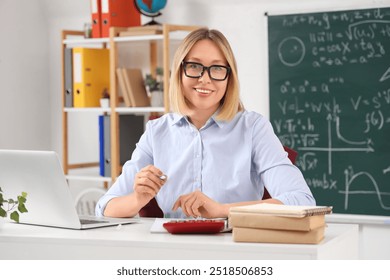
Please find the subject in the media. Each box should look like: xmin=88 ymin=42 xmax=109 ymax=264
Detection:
xmin=230 ymin=203 xmax=332 ymax=218
xmin=232 ymin=226 xmax=325 ymax=244
xmin=229 ymin=212 xmax=325 ymax=232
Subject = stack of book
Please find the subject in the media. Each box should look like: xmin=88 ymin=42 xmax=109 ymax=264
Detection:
xmin=229 ymin=203 xmax=333 ymax=244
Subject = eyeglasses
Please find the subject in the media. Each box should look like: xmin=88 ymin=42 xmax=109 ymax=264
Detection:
xmin=181 ymin=61 xmax=230 ymax=81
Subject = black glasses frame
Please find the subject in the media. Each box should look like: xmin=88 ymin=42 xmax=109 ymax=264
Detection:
xmin=181 ymin=61 xmax=231 ymax=81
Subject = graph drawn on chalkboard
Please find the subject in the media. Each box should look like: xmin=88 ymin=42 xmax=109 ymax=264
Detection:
xmin=268 ymin=7 xmax=390 ymax=216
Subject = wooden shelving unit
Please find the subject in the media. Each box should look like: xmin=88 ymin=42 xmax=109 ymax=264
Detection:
xmin=61 ymin=24 xmax=199 ymax=184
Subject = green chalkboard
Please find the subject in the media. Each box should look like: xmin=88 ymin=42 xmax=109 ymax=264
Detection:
xmin=268 ymin=7 xmax=390 ymax=216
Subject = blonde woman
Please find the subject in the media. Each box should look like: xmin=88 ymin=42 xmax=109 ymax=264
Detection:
xmin=96 ymin=28 xmax=315 ymax=219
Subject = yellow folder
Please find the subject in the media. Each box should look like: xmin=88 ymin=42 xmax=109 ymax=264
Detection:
xmin=73 ymin=47 xmax=109 ymax=107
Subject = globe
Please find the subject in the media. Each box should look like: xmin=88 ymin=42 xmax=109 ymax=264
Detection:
xmin=134 ymin=0 xmax=168 ymax=25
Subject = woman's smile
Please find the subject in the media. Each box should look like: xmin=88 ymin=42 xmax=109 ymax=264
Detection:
xmin=194 ymin=87 xmax=214 ymax=95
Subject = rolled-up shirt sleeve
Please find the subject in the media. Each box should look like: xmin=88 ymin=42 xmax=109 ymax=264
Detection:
xmin=251 ymin=116 xmax=316 ymax=206
xmin=95 ymin=121 xmax=154 ymax=216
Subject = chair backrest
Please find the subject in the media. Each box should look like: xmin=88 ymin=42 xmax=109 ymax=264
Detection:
xmin=139 ymin=146 xmax=298 ymax=217
xmin=139 ymin=195 xmax=164 ymax=218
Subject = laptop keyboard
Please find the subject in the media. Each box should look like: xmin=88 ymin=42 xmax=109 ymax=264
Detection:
xmin=80 ymin=219 xmax=109 ymax=225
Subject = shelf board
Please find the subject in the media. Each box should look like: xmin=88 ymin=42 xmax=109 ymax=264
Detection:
xmin=114 ymin=32 xmax=189 ymax=43
xmin=63 ymin=30 xmax=190 ymax=45
xmin=115 ymin=107 xmax=165 ymax=113
xmin=64 ymin=107 xmax=165 ymax=113
xmin=114 ymin=34 xmax=164 ymax=42
xmin=65 ymin=174 xmax=112 ymax=183
xmin=63 ymin=37 xmax=109 ymax=45
xmin=64 ymin=107 xmax=111 ymax=113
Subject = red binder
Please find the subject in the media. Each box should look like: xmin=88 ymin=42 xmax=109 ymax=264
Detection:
xmin=90 ymin=0 xmax=102 ymax=38
xmin=101 ymin=0 xmax=141 ymax=38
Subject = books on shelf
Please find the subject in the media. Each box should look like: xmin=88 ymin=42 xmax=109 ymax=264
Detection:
xmin=121 ymin=68 xmax=150 ymax=107
xmin=116 ymin=68 xmax=133 ymax=107
xmin=232 ymin=226 xmax=325 ymax=244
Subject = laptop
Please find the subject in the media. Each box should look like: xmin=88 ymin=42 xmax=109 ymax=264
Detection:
xmin=0 ymin=149 xmax=138 ymax=229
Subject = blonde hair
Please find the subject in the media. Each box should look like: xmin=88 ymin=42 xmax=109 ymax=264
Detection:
xmin=169 ymin=28 xmax=244 ymax=121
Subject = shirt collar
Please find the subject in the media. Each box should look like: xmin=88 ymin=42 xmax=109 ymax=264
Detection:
xmin=171 ymin=113 xmax=187 ymax=127
xmin=171 ymin=110 xmax=226 ymax=129
xmin=209 ymin=113 xmax=225 ymax=128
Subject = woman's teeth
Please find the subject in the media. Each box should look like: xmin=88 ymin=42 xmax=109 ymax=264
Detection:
xmin=196 ymin=88 xmax=212 ymax=94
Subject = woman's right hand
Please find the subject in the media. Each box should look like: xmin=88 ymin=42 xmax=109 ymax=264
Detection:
xmin=133 ymin=165 xmax=166 ymax=207
xmin=103 ymin=165 xmax=166 ymax=218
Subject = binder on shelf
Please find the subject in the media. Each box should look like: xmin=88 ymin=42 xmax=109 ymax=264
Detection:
xmin=73 ymin=47 xmax=109 ymax=107
xmin=102 ymin=114 xmax=145 ymax=177
xmin=98 ymin=115 xmax=105 ymax=176
xmin=116 ymin=68 xmax=133 ymax=107
xmin=90 ymin=0 xmax=102 ymax=38
xmin=101 ymin=0 xmax=141 ymax=38
xmin=64 ymin=48 xmax=73 ymax=107
xmin=122 ymin=68 xmax=150 ymax=107
xmin=103 ymin=115 xmax=111 ymax=177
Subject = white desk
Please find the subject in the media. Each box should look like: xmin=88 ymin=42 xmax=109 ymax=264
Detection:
xmin=326 ymin=214 xmax=390 ymax=259
xmin=0 ymin=219 xmax=358 ymax=260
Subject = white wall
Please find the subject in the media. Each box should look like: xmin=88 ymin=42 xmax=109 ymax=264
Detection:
xmin=1 ymin=0 xmax=389 ymax=259
xmin=0 ymin=0 xmax=50 ymax=150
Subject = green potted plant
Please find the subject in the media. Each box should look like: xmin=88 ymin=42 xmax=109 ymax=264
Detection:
xmin=145 ymin=67 xmax=164 ymax=107
xmin=0 ymin=187 xmax=28 ymax=223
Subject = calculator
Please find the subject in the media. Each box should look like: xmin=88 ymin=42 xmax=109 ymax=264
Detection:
xmin=163 ymin=219 xmax=226 ymax=234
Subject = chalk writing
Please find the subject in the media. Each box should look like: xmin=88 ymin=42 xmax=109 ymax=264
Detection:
xmin=269 ymin=7 xmax=390 ymax=215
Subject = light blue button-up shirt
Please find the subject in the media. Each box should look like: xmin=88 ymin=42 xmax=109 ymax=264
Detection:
xmin=96 ymin=110 xmax=315 ymax=218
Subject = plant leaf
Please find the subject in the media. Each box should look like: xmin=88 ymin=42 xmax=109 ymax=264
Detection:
xmin=18 ymin=202 xmax=28 ymax=213
xmin=10 ymin=211 xmax=19 ymax=223
xmin=0 ymin=207 xmax=6 ymax=218
xmin=18 ymin=195 xmax=26 ymax=204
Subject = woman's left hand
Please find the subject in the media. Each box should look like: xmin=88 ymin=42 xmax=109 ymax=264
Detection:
xmin=172 ymin=190 xmax=228 ymax=218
